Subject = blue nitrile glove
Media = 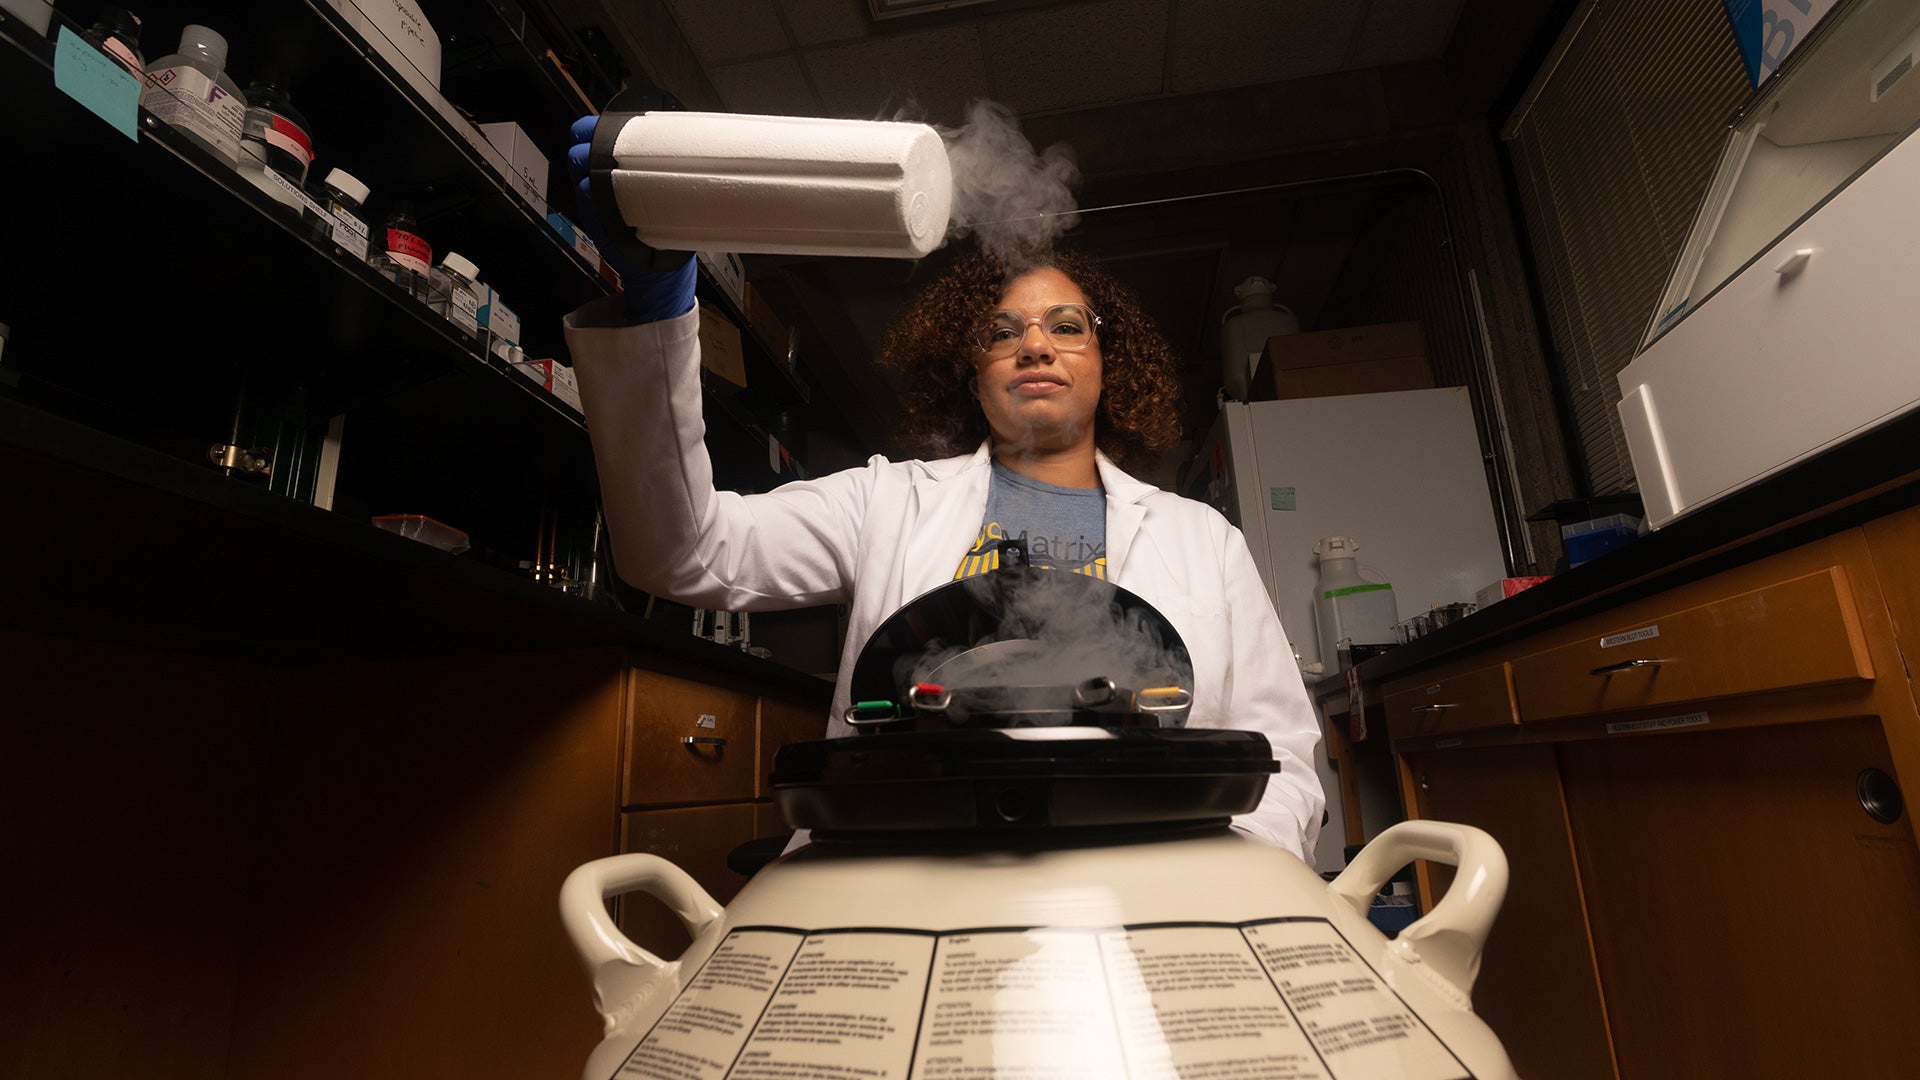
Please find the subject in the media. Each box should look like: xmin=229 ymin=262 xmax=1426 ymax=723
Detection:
xmin=568 ymin=115 xmax=698 ymax=324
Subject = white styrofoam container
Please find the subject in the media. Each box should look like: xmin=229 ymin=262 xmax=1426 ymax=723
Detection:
xmin=1616 ymin=123 xmax=1920 ymax=528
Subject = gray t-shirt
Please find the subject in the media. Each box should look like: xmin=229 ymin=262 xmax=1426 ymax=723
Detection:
xmin=954 ymin=459 xmax=1108 ymax=579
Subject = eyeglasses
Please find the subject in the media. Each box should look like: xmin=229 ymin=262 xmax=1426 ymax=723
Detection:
xmin=974 ymin=304 xmax=1101 ymax=357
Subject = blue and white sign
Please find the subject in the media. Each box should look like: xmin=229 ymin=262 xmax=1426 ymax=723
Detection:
xmin=1724 ymin=0 xmax=1844 ymax=87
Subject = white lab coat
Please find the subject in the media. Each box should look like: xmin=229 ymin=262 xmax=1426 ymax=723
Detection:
xmin=566 ymin=301 xmax=1325 ymax=860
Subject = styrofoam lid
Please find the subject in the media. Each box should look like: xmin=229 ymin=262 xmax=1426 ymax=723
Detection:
xmin=322 ymin=169 xmax=370 ymax=206
xmin=1314 ymin=536 xmax=1357 ymax=558
xmin=440 ymin=252 xmax=479 ymax=281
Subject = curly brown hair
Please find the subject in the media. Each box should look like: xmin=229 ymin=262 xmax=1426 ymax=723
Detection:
xmin=879 ymin=248 xmax=1184 ymax=473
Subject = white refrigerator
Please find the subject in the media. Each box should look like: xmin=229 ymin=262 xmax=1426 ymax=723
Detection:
xmin=1184 ymin=388 xmax=1509 ymax=871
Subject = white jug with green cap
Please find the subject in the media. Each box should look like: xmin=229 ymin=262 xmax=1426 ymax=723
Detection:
xmin=1313 ymin=535 xmax=1398 ymax=673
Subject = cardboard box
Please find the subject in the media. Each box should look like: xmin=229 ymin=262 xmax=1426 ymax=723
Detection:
xmin=545 ymin=213 xmax=603 ymax=268
xmin=513 ymin=356 xmax=551 ymax=390
xmin=478 ymin=287 xmax=521 ymax=348
xmin=549 ymin=361 xmax=581 ymax=412
xmin=697 ymin=303 xmax=747 ymax=388
xmin=326 ymin=0 xmax=440 ymax=87
xmin=1251 ymin=321 xmax=1432 ymax=400
xmin=478 ymin=121 xmax=548 ymax=212
xmin=744 ymin=283 xmax=792 ymax=354
xmin=698 ymin=251 xmax=746 ymax=311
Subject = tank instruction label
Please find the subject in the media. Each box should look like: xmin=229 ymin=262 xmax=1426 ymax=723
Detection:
xmin=611 ymin=919 xmax=1473 ymax=1080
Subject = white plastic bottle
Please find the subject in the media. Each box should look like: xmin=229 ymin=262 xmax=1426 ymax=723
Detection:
xmin=1313 ymin=536 xmax=1398 ymax=673
xmin=1219 ymin=276 xmax=1299 ymax=401
xmin=426 ymin=253 xmax=483 ymax=341
xmin=141 ymin=25 xmax=247 ymax=167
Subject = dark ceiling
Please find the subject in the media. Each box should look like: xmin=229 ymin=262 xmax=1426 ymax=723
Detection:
xmin=547 ymin=0 xmax=1565 ymax=481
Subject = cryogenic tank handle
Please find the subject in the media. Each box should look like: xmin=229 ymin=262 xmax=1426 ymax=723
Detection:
xmin=560 ymin=854 xmax=724 ymax=1033
xmin=1327 ymin=821 xmax=1508 ymax=1002
xmin=589 ymin=87 xmax=697 ymax=274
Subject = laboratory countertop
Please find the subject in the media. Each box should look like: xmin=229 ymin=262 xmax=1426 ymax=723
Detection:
xmin=0 ymin=394 xmax=832 ymax=701
xmin=1314 ymin=405 xmax=1920 ymax=696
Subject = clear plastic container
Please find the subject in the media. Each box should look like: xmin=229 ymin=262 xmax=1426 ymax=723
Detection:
xmin=372 ymin=514 xmax=470 ymax=554
xmin=1561 ymin=514 xmax=1643 ymax=567
xmin=425 ymin=252 xmax=483 ymax=340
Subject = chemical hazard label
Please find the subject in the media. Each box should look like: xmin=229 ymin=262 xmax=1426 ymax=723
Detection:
xmin=610 ymin=919 xmax=1474 ymax=1079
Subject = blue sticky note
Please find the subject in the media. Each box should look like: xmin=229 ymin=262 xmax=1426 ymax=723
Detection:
xmin=53 ymin=24 xmax=141 ymax=141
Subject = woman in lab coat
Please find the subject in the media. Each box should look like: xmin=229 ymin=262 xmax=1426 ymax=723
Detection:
xmin=563 ymin=241 xmax=1326 ymax=861
xmin=562 ymin=117 xmax=1319 ymax=857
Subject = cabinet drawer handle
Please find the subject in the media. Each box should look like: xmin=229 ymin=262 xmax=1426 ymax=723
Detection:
xmin=1589 ymin=657 xmax=1668 ymax=676
xmin=1411 ymin=704 xmax=1458 ymax=715
xmin=682 ymin=736 xmax=728 ymax=747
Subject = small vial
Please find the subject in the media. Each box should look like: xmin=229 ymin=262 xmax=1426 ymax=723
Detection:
xmin=370 ymin=203 xmax=432 ymax=299
xmin=316 ymin=169 xmax=372 ymax=261
xmin=426 ymin=252 xmax=483 ymax=340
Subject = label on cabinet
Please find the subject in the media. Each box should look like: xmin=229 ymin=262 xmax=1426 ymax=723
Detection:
xmin=1605 ymin=711 xmax=1709 ymax=735
xmin=1599 ymin=625 xmax=1660 ymax=649
xmin=610 ymin=919 xmax=1472 ymax=1079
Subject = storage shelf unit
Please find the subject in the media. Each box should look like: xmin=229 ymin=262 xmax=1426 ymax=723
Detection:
xmin=0 ymin=0 xmax=833 ymax=617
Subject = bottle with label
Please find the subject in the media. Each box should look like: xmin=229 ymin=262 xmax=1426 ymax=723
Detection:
xmin=426 ymin=252 xmax=483 ymax=342
xmin=82 ymin=5 xmax=145 ymax=79
xmin=315 ymin=169 xmax=372 ymax=261
xmin=1312 ymin=535 xmax=1398 ymax=674
xmin=371 ymin=203 xmax=432 ymax=299
xmin=141 ymin=25 xmax=246 ymax=166
xmin=238 ymin=75 xmax=314 ymax=193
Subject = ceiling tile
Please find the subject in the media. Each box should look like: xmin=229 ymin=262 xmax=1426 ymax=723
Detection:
xmin=707 ymin=54 xmax=824 ymax=116
xmin=1166 ymin=0 xmax=1363 ymax=94
xmin=1347 ymin=0 xmax=1465 ymax=67
xmin=664 ymin=0 xmax=792 ymax=65
xmin=983 ymin=0 xmax=1167 ymax=114
xmin=805 ymin=25 xmax=992 ymax=124
xmin=779 ymin=0 xmax=873 ymax=46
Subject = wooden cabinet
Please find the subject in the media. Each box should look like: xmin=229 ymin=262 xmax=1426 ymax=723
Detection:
xmin=1402 ymin=743 xmax=1616 ymax=1080
xmin=623 ymin=668 xmax=759 ymax=807
xmin=1389 ymin=518 xmax=1920 ymax=1077
xmin=1557 ymin=716 xmax=1920 ymax=1078
xmin=1383 ymin=662 xmax=1517 ymax=737
xmin=618 ymin=803 xmax=764 ymax=958
xmin=616 ymin=672 xmax=831 ymax=959
xmin=1510 ymin=567 xmax=1873 ymax=723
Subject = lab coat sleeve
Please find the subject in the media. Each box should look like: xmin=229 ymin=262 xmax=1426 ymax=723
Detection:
xmin=565 ymin=299 xmax=874 ymax=610
xmin=1218 ymin=522 xmax=1326 ymax=862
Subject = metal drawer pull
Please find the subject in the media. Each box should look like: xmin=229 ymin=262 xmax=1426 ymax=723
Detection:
xmin=682 ymin=736 xmax=728 ymax=747
xmin=1589 ymin=657 xmax=1669 ymax=676
xmin=1411 ymin=704 xmax=1458 ymax=714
